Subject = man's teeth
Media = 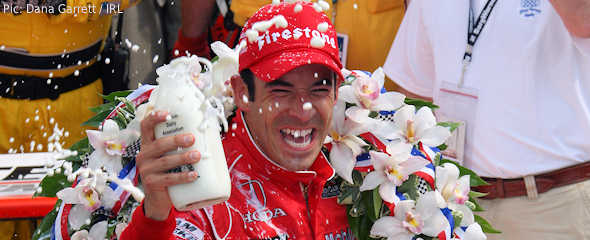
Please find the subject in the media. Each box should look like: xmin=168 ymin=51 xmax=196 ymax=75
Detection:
xmin=281 ymin=128 xmax=313 ymax=138
xmin=281 ymin=128 xmax=313 ymax=148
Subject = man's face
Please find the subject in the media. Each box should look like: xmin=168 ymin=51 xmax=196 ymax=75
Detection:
xmin=243 ymin=64 xmax=337 ymax=171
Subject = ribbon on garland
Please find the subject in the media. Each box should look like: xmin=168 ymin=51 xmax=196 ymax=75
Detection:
xmin=437 ymin=207 xmax=455 ymax=240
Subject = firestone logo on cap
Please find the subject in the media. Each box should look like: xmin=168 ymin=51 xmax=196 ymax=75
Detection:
xmin=238 ymin=1 xmax=343 ymax=82
xmin=254 ymin=25 xmax=337 ymax=51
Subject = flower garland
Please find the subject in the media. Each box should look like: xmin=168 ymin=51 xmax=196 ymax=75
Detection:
xmin=32 ymin=41 xmax=498 ymax=240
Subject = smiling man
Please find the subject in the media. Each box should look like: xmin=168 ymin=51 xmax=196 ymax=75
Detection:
xmin=121 ymin=2 xmax=359 ymax=239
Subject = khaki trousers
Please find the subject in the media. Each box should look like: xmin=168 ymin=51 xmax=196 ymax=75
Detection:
xmin=478 ymin=179 xmax=590 ymax=240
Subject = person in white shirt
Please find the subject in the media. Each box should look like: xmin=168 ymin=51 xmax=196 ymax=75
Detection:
xmin=383 ymin=0 xmax=590 ymax=239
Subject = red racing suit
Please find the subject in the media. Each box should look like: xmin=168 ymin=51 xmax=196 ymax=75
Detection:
xmin=121 ymin=111 xmax=355 ymax=240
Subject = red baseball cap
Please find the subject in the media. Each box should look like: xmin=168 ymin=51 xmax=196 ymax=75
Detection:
xmin=238 ymin=1 xmax=344 ymax=83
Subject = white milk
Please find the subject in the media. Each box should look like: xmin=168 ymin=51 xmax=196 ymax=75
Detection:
xmin=152 ymin=56 xmax=231 ymax=211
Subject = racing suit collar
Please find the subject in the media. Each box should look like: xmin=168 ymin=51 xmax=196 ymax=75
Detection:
xmin=233 ymin=110 xmax=336 ymax=185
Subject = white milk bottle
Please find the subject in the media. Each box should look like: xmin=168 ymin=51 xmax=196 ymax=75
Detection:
xmin=151 ymin=56 xmax=231 ymax=211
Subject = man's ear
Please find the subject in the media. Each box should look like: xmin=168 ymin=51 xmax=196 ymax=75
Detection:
xmin=231 ymin=75 xmax=250 ymax=112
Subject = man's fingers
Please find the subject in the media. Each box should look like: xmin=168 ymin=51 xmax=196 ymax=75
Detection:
xmin=140 ymin=151 xmax=201 ymax=175
xmin=142 ymin=171 xmax=199 ymax=190
xmin=140 ymin=111 xmax=169 ymax=145
xmin=140 ymin=134 xmax=195 ymax=159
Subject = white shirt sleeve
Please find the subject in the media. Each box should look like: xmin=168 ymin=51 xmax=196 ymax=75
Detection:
xmin=572 ymin=35 xmax=590 ymax=57
xmin=383 ymin=0 xmax=435 ymax=98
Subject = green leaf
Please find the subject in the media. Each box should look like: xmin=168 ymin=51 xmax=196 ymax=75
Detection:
xmin=100 ymin=90 xmax=133 ymax=102
xmin=81 ymin=110 xmax=110 ymax=127
xmin=474 ymin=214 xmax=502 ymax=233
xmin=437 ymin=121 xmax=461 ymax=132
xmin=69 ymin=137 xmax=90 ymax=152
xmin=404 ymin=97 xmax=439 ymax=110
xmin=347 ymin=206 xmax=362 ymax=239
xmin=89 ymin=101 xmax=117 ymax=113
xmin=106 ymin=219 xmax=118 ymax=239
xmin=352 ymin=170 xmax=363 ymax=186
xmin=372 ymin=189 xmax=382 ymax=219
xmin=434 ymin=153 xmax=442 ymax=166
xmin=452 ymin=210 xmax=464 ymax=229
xmin=361 ymin=190 xmax=378 ymax=222
xmin=469 ymin=190 xmax=489 ymax=198
xmin=398 ymin=175 xmax=419 ymax=200
xmin=440 ymin=159 xmax=489 ymax=187
xmin=437 ymin=143 xmax=448 ymax=151
xmin=32 ymin=200 xmax=62 ymax=240
xmin=468 ymin=195 xmax=485 ymax=212
xmin=34 ymin=173 xmax=72 ymax=197
xmin=368 ymin=111 xmax=379 ymax=118
xmin=338 ymin=182 xmax=357 ymax=205
xmin=210 ymin=55 xmax=219 ymax=64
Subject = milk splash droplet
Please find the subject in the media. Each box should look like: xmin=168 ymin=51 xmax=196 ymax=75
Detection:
xmin=317 ymin=22 xmax=329 ymax=32
xmin=318 ymin=0 xmax=330 ymax=11
xmin=294 ymin=4 xmax=303 ymax=12
xmin=303 ymin=102 xmax=312 ymax=110
xmin=246 ymin=30 xmax=259 ymax=43
xmin=152 ymin=55 xmax=159 ymax=63
xmin=310 ymin=37 xmax=325 ymax=48
xmin=105 ymin=58 xmax=111 ymax=64
xmin=242 ymin=95 xmax=249 ymax=103
xmin=312 ymin=3 xmax=323 ymax=12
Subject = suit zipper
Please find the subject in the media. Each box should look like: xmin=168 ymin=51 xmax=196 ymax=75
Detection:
xmin=300 ymin=182 xmax=312 ymax=221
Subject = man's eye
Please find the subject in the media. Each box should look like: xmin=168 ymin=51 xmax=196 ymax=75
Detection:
xmin=312 ymin=88 xmax=331 ymax=96
xmin=271 ymin=89 xmax=290 ymax=94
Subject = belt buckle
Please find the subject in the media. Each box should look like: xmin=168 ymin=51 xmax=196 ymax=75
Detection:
xmin=523 ymin=175 xmax=538 ymax=200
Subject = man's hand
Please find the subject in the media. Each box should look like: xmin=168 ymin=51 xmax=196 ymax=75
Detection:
xmin=136 ymin=111 xmax=201 ymax=220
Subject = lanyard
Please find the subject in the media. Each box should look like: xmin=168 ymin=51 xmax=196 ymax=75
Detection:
xmin=458 ymin=0 xmax=498 ymax=87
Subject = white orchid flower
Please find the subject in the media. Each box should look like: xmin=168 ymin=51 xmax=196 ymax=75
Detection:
xmin=370 ymin=191 xmax=449 ymax=239
xmin=57 ymin=178 xmax=102 ymax=211
xmin=436 ymin=163 xmax=474 ymax=227
xmin=462 ymin=223 xmax=487 ymax=240
xmin=359 ymin=150 xmax=429 ymax=203
xmin=69 ymin=220 xmax=107 ymax=240
xmin=338 ymin=68 xmax=405 ymax=122
xmin=70 ymin=230 xmax=90 ymax=240
xmin=68 ymin=204 xmax=92 ymax=230
xmin=86 ymin=119 xmax=134 ymax=173
xmin=326 ymin=100 xmax=368 ymax=184
xmin=385 ymin=105 xmax=451 ymax=159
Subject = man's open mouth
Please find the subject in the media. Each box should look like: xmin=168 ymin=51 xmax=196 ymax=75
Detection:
xmin=280 ymin=128 xmax=315 ymax=149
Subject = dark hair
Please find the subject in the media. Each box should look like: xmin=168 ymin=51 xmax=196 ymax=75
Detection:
xmin=240 ymin=69 xmax=256 ymax=102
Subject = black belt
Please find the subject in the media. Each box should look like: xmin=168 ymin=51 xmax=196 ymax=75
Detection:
xmin=0 ymin=63 xmax=100 ymax=100
xmin=0 ymin=40 xmax=102 ymax=70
